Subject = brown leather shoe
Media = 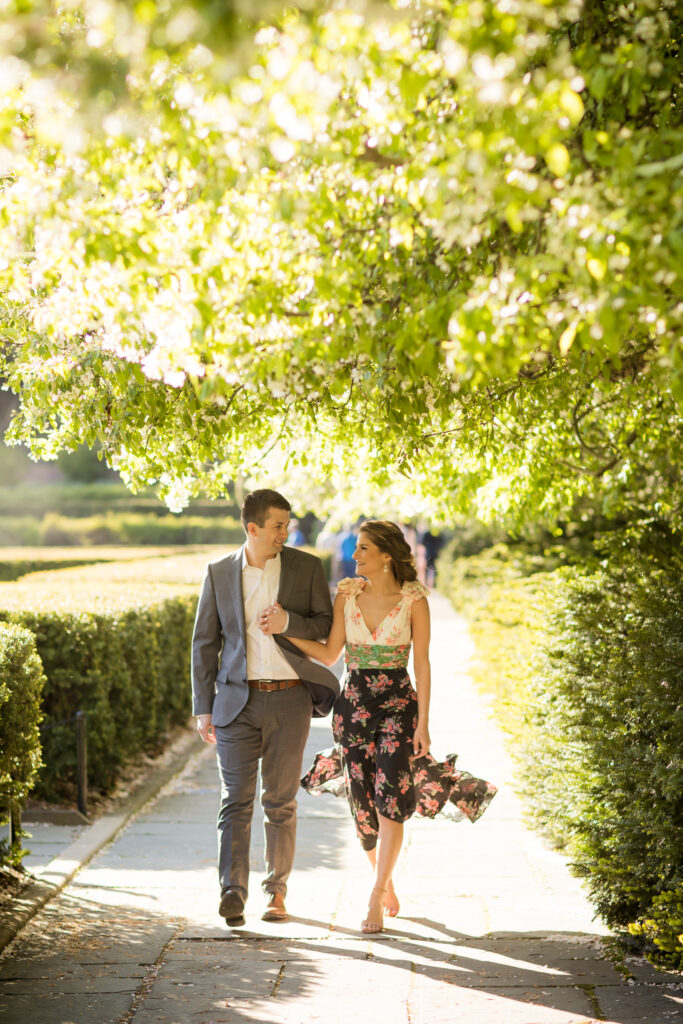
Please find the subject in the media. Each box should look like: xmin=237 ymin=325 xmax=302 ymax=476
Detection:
xmin=262 ymin=892 xmax=288 ymax=921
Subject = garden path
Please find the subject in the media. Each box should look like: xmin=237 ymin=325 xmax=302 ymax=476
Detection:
xmin=0 ymin=594 xmax=679 ymax=1023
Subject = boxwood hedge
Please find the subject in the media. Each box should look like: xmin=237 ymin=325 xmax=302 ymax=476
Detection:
xmin=0 ymin=482 xmax=240 ymax=519
xmin=0 ymin=511 xmax=244 ymax=547
xmin=0 ymin=545 xmax=217 ymax=582
xmin=0 ymin=623 xmax=45 ymax=865
xmin=0 ymin=554 xmax=208 ymax=800
xmin=438 ymin=539 xmax=683 ymax=968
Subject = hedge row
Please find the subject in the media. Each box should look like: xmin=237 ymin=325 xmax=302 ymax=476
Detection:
xmin=438 ymin=539 xmax=683 ymax=968
xmin=0 ymin=482 xmax=240 ymax=520
xmin=0 ymin=623 xmax=45 ymax=866
xmin=0 ymin=540 xmax=332 ymax=582
xmin=0 ymin=553 xmax=209 ymax=801
xmin=0 ymin=512 xmax=244 ymax=547
xmin=0 ymin=545 xmax=218 ymax=582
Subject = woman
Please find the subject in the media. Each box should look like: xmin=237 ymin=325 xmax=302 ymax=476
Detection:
xmin=266 ymin=520 xmax=497 ymax=933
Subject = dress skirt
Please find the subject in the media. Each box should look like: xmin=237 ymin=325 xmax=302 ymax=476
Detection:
xmin=301 ymin=667 xmax=497 ymax=851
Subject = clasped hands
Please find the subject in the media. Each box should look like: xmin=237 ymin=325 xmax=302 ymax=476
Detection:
xmin=259 ymin=601 xmax=287 ymax=635
xmin=196 ymin=603 xmax=287 ymax=747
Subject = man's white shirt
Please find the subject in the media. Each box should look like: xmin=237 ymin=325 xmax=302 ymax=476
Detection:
xmin=241 ymin=549 xmax=297 ymax=680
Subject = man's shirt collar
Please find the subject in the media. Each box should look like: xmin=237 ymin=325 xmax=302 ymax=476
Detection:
xmin=242 ymin=548 xmax=281 ymax=575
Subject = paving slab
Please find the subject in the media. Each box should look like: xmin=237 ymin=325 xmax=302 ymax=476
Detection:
xmin=0 ymin=990 xmax=133 ymax=1024
xmin=597 ymin=984 xmax=683 ymax=1023
xmin=412 ymin=980 xmax=600 ymax=1023
xmin=21 ymin=821 xmax=88 ymax=871
xmin=620 ymin=956 xmax=683 ymax=985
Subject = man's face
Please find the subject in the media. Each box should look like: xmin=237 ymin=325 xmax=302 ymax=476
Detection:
xmin=249 ymin=507 xmax=290 ymax=558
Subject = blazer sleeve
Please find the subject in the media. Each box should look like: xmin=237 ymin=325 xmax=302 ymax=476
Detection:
xmin=281 ymin=558 xmax=333 ymax=641
xmin=191 ymin=565 xmax=223 ymax=716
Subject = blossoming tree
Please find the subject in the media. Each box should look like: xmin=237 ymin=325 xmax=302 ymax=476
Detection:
xmin=0 ymin=0 xmax=680 ymax=527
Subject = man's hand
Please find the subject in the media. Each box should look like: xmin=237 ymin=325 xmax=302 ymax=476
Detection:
xmin=259 ymin=602 xmax=288 ymax=635
xmin=196 ymin=714 xmax=216 ymax=744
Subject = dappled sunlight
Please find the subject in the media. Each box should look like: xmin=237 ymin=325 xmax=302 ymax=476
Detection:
xmin=2 ymin=580 xmax=678 ymax=1023
xmin=145 ymin=927 xmax=620 ymax=1024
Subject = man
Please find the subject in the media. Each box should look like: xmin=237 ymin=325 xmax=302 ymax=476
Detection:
xmin=286 ymin=518 xmax=305 ymax=547
xmin=192 ymin=489 xmax=338 ymax=925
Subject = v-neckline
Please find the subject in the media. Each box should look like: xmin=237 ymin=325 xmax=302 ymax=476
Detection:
xmin=356 ymin=588 xmax=406 ymax=638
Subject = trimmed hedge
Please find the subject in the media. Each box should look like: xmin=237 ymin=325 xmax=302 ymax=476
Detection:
xmin=540 ymin=559 xmax=683 ymax=967
xmin=0 ymin=482 xmax=241 ymax=519
xmin=0 ymin=545 xmax=217 ymax=582
xmin=0 ymin=543 xmax=330 ymax=584
xmin=0 ymin=512 xmax=244 ymax=547
xmin=0 ymin=623 xmax=45 ymax=866
xmin=439 ymin=540 xmax=683 ymax=968
xmin=436 ymin=538 xmax=594 ymax=613
xmin=0 ymin=554 xmax=207 ymax=800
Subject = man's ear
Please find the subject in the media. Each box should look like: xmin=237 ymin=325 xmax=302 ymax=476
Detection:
xmin=246 ymin=521 xmax=259 ymax=540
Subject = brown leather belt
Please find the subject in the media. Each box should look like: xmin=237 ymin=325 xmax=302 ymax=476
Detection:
xmin=248 ymin=678 xmax=302 ymax=691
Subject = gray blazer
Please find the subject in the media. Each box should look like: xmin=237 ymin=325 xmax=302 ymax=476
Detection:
xmin=191 ymin=545 xmax=339 ymax=725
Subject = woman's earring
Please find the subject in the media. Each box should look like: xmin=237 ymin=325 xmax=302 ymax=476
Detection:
xmin=384 ymin=563 xmax=389 ymax=573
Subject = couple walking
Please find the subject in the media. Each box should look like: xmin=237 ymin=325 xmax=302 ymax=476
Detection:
xmin=192 ymin=489 xmax=496 ymax=933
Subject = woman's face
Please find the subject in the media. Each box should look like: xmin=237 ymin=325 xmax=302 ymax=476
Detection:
xmin=353 ymin=531 xmax=391 ymax=577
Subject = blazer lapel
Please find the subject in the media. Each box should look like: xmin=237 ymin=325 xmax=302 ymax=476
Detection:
xmin=277 ymin=546 xmax=299 ymax=608
xmin=226 ymin=545 xmax=246 ymax=645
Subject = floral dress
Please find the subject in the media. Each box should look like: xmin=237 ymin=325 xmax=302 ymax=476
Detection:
xmin=301 ymin=578 xmax=498 ymax=851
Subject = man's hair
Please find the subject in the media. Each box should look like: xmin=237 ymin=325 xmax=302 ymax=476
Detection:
xmin=241 ymin=489 xmax=291 ymax=530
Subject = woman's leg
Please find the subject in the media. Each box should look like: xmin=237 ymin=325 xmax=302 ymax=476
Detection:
xmin=363 ymin=813 xmax=404 ymax=931
xmin=364 ymin=847 xmax=400 ymax=915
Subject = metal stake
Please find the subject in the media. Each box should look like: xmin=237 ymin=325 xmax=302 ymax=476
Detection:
xmin=75 ymin=711 xmax=88 ymax=818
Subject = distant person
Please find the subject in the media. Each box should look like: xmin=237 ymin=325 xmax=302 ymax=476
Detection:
xmin=192 ymin=489 xmax=339 ymax=926
xmin=287 ymin=518 xmax=305 ymax=547
xmin=418 ymin=527 xmax=444 ymax=588
xmin=337 ymin=525 xmax=357 ymax=580
xmin=315 ymin=519 xmax=341 ymax=583
xmin=261 ymin=519 xmax=497 ymax=934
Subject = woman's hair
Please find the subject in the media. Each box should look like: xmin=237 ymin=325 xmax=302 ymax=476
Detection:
xmin=358 ymin=520 xmax=417 ymax=585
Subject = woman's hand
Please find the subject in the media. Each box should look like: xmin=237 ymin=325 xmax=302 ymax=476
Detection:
xmin=259 ymin=602 xmax=287 ymax=635
xmin=412 ymin=719 xmax=431 ymax=757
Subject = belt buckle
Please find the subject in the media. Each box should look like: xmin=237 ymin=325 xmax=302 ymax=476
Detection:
xmin=259 ymin=678 xmax=274 ymax=686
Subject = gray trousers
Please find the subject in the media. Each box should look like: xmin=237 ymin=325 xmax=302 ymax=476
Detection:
xmin=215 ymin=684 xmax=313 ymax=902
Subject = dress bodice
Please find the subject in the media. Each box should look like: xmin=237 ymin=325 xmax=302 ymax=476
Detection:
xmin=336 ymin=577 xmax=430 ymax=670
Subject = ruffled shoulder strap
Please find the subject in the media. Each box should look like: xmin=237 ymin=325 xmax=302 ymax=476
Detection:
xmin=336 ymin=577 xmax=366 ymax=596
xmin=402 ymin=580 xmax=430 ymax=603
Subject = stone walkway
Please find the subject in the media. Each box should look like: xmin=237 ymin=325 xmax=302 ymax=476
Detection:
xmin=0 ymin=594 xmax=680 ymax=1023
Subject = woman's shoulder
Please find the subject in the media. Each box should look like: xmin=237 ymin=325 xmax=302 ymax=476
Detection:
xmin=336 ymin=577 xmax=366 ymax=597
xmin=401 ymin=580 xmax=430 ymax=603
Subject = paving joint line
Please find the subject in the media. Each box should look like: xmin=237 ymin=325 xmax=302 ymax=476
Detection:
xmin=269 ymin=962 xmax=287 ymax=997
xmin=119 ymin=919 xmax=186 ymax=1024
xmin=576 ymin=982 xmax=606 ymax=1021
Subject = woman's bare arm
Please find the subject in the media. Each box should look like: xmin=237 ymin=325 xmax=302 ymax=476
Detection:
xmin=283 ymin=592 xmax=347 ymax=666
xmin=411 ymin=597 xmax=431 ymax=755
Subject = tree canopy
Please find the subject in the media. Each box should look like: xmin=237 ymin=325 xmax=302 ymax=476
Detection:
xmin=0 ymin=0 xmax=681 ymax=527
